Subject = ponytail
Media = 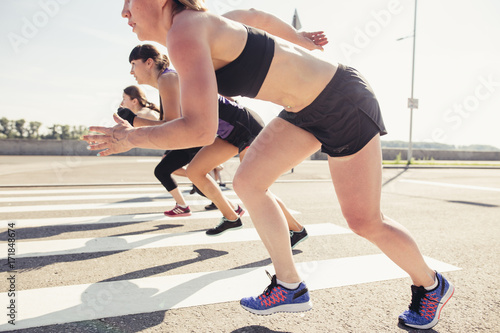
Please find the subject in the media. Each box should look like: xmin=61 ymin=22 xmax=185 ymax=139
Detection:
xmin=123 ymin=85 xmax=160 ymax=114
xmin=146 ymin=101 xmax=161 ymax=113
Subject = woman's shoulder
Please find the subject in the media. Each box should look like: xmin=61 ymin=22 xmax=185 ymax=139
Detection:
xmin=137 ymin=108 xmax=160 ymax=121
xmin=158 ymin=70 xmax=179 ymax=86
xmin=170 ymin=9 xmax=215 ymax=35
xmin=170 ymin=10 xmax=243 ymax=44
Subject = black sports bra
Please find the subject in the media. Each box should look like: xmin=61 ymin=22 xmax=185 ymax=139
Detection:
xmin=215 ymin=25 xmax=275 ymax=98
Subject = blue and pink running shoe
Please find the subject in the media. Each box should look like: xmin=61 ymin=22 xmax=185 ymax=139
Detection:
xmin=240 ymin=272 xmax=312 ymax=315
xmin=399 ymin=271 xmax=454 ymax=329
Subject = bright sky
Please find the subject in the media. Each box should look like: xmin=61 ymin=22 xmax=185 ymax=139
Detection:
xmin=1 ymin=0 xmax=499 ymax=148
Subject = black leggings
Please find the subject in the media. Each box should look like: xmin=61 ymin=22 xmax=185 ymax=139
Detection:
xmin=154 ymin=147 xmax=202 ymax=191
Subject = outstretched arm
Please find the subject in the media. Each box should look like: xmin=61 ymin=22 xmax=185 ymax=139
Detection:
xmin=223 ymin=9 xmax=328 ymax=51
xmin=117 ymin=107 xmax=165 ymax=127
xmin=132 ymin=117 xmax=164 ymax=127
xmin=83 ymin=18 xmax=218 ymax=157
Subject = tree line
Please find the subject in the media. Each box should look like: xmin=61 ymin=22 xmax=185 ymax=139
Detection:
xmin=0 ymin=117 xmax=88 ymax=140
xmin=381 ymin=140 xmax=500 ymax=152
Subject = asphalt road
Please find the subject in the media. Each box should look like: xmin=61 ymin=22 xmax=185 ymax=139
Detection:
xmin=0 ymin=156 xmax=498 ymax=333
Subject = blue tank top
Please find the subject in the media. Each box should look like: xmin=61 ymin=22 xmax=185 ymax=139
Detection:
xmin=162 ymin=68 xmax=176 ymax=75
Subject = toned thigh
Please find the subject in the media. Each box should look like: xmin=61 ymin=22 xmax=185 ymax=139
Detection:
xmin=235 ymin=118 xmax=321 ymax=189
xmin=186 ymin=138 xmax=238 ymax=176
xmin=328 ymin=134 xmax=383 ymax=223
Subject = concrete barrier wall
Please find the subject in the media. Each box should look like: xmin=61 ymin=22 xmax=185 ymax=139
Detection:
xmin=309 ymin=147 xmax=500 ymax=161
xmin=1 ymin=140 xmax=499 ymax=161
xmin=0 ymin=139 xmax=164 ymax=157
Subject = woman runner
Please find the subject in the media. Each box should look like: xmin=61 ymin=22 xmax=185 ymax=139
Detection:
xmin=84 ymin=3 xmax=453 ymax=329
xmin=121 ymin=43 xmax=308 ymax=247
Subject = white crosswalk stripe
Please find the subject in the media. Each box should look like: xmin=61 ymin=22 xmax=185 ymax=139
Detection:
xmin=0 ymin=186 xmax=238 ymax=213
xmin=0 ymin=198 xmax=241 ymax=213
xmin=0 ymin=186 xmax=168 ymax=197
xmin=0 ymin=188 xmax=237 ymax=203
xmin=0 ymin=255 xmax=459 ymax=331
xmin=0 ymin=192 xmax=170 ymax=203
xmin=0 ymin=223 xmax=349 ymax=259
xmin=0 ymin=186 xmax=461 ymax=332
xmin=0 ymin=210 xmax=240 ymax=228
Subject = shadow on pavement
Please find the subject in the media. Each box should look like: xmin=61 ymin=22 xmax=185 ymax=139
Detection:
xmin=7 ymin=251 xmax=279 ymax=332
xmin=232 ymin=326 xmax=292 ymax=333
xmin=397 ymin=321 xmax=439 ymax=332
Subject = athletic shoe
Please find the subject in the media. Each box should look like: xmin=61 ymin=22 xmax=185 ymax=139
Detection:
xmin=189 ymin=185 xmax=196 ymax=195
xmin=204 ymin=202 xmax=217 ymax=210
xmin=240 ymin=271 xmax=312 ymax=315
xmin=205 ymin=217 xmax=242 ymax=236
xmin=399 ymin=271 xmax=454 ymax=330
xmin=290 ymin=228 xmax=308 ymax=249
xmin=191 ymin=184 xmax=206 ymax=197
xmin=164 ymin=204 xmax=191 ymax=217
xmin=235 ymin=204 xmax=245 ymax=216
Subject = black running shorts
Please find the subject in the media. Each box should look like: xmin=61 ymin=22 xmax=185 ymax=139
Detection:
xmin=278 ymin=64 xmax=387 ymax=157
xmin=220 ymin=108 xmax=264 ymax=153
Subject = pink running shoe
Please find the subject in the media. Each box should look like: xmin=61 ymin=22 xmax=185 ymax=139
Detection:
xmin=235 ymin=205 xmax=245 ymax=217
xmin=164 ymin=204 xmax=191 ymax=217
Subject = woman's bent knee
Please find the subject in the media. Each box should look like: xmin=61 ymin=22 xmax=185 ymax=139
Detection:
xmin=185 ymin=165 xmax=207 ymax=184
xmin=233 ymin=171 xmax=261 ymax=198
xmin=344 ymin=213 xmax=383 ymax=238
xmin=232 ymin=172 xmax=247 ymax=197
xmin=154 ymin=165 xmax=163 ymax=181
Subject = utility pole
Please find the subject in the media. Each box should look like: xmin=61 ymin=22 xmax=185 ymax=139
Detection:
xmin=290 ymin=8 xmax=302 ymax=173
xmin=407 ymin=0 xmax=418 ymax=165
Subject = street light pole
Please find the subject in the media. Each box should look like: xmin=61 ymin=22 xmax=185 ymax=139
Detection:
xmin=407 ymin=0 xmax=418 ymax=165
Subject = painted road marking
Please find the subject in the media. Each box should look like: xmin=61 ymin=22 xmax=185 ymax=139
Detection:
xmin=0 ymin=190 xmax=236 ymax=204
xmin=0 ymin=211 xmax=230 ymax=228
xmin=0 ymin=255 xmax=460 ymax=331
xmin=0 ymin=223 xmax=348 ymax=259
xmin=0 ymin=192 xmax=170 ymax=203
xmin=0 ymin=185 xmax=462 ymax=331
xmin=0 ymin=186 xmax=237 ymax=196
xmin=0 ymin=188 xmax=236 ymax=203
xmin=400 ymin=179 xmax=500 ymax=192
xmin=1 ymin=208 xmax=299 ymax=228
xmin=0 ymin=198 xmax=241 ymax=213
xmin=0 ymin=186 xmax=167 ymax=196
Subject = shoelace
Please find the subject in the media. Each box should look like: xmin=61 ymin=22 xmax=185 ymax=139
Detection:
xmin=408 ymin=285 xmax=439 ymax=316
xmin=257 ymin=271 xmax=287 ymax=306
xmin=263 ymin=271 xmax=277 ymax=295
xmin=214 ymin=217 xmax=235 ymax=229
xmin=214 ymin=218 xmax=226 ymax=229
xmin=422 ymin=295 xmax=440 ymax=320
